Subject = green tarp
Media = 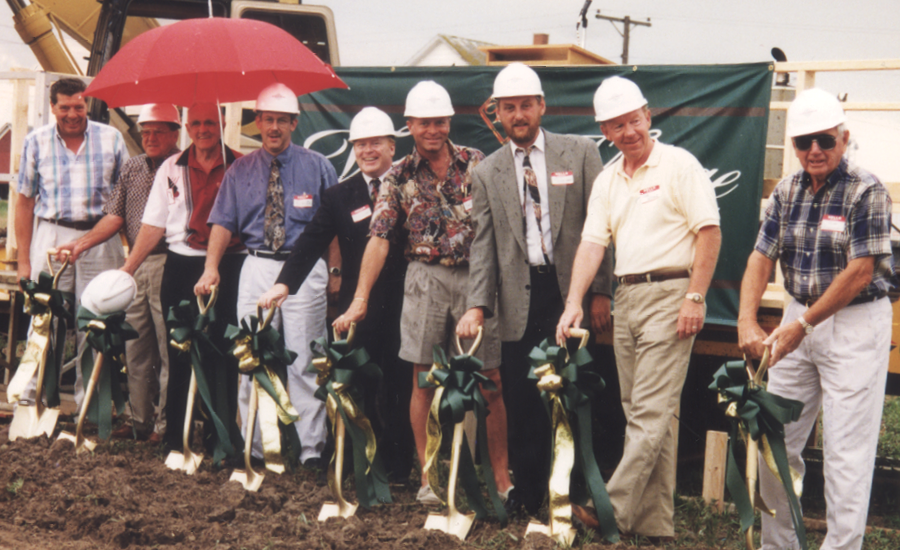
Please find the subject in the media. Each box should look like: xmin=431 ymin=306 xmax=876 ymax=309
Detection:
xmin=294 ymin=63 xmax=773 ymax=326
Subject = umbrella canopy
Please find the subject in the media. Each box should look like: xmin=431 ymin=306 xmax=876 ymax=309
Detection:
xmin=85 ymin=17 xmax=347 ymax=108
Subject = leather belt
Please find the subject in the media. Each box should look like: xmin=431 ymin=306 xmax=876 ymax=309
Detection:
xmin=40 ymin=217 xmax=98 ymax=231
xmin=248 ymin=249 xmax=290 ymax=261
xmin=617 ymin=269 xmax=691 ymax=285
xmin=803 ymin=293 xmax=885 ymax=308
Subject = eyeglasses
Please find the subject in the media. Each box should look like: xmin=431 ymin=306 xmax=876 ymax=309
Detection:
xmin=793 ymin=133 xmax=838 ymax=151
xmin=140 ymin=129 xmax=175 ymax=138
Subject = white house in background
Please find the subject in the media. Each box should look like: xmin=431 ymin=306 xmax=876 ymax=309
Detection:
xmin=405 ymin=34 xmax=494 ymax=66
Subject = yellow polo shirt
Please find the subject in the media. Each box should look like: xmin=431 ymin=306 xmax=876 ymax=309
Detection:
xmin=582 ymin=141 xmax=720 ymax=277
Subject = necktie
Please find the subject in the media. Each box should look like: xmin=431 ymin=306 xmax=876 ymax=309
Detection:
xmin=519 ymin=147 xmax=550 ymax=265
xmin=264 ymin=158 xmax=286 ymax=251
xmin=370 ymin=177 xmax=381 ymax=203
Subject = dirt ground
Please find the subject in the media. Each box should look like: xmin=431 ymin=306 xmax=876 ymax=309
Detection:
xmin=0 ymin=419 xmax=733 ymax=550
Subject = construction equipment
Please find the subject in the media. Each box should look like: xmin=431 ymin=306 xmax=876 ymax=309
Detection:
xmin=422 ymin=330 xmax=483 ymax=541
xmin=165 ymin=287 xmax=218 ymax=475
xmin=7 ymin=249 xmax=69 ymax=440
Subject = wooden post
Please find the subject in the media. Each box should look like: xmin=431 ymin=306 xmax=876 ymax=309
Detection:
xmin=702 ymin=430 xmax=729 ymax=513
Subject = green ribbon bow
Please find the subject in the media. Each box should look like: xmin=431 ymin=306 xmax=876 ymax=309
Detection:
xmin=308 ymin=335 xmax=391 ymax=508
xmin=76 ymin=306 xmax=138 ymax=440
xmin=21 ymin=274 xmax=74 ymax=407
xmin=709 ymin=361 xmax=806 ymax=549
xmin=167 ymin=299 xmax=239 ymax=465
xmin=528 ymin=338 xmax=619 ymax=543
xmin=419 ymin=344 xmax=507 ymax=526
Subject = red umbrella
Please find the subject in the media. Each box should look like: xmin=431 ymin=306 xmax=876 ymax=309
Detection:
xmin=85 ymin=17 xmax=347 ymax=108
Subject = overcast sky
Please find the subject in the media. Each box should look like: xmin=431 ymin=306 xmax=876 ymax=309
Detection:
xmin=1 ymin=0 xmax=898 ymax=177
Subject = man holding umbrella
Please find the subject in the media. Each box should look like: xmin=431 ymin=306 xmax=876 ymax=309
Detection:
xmin=197 ymin=83 xmax=339 ymax=467
xmin=123 ymin=102 xmax=245 ymax=457
xmin=56 ymin=103 xmax=182 ymax=443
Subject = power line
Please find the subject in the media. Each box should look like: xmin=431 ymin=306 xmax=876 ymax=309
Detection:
xmin=595 ymin=11 xmax=651 ymax=64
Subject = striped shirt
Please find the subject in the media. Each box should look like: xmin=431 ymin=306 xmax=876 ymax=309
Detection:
xmin=17 ymin=120 xmax=128 ymax=222
xmin=755 ymin=157 xmax=894 ymax=303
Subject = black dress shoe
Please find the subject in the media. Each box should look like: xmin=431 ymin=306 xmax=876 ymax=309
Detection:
xmin=303 ymin=456 xmax=326 ymax=470
xmin=503 ymin=487 xmax=525 ymax=514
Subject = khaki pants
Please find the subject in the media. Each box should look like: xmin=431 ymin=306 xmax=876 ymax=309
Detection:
xmin=606 ymin=278 xmax=695 ymax=537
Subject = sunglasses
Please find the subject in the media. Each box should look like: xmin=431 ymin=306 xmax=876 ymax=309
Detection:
xmin=793 ymin=133 xmax=838 ymax=151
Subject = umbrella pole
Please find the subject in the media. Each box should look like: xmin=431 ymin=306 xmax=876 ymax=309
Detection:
xmin=216 ymin=98 xmax=228 ymax=172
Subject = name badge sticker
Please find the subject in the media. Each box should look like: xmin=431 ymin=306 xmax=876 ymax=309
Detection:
xmin=551 ymin=171 xmax=574 ymax=185
xmin=351 ymin=205 xmax=372 ymax=223
xmin=639 ymin=185 xmax=661 ymax=204
xmin=463 ymin=197 xmax=473 ymax=212
xmin=293 ymin=194 xmax=313 ymax=208
xmin=821 ymin=214 xmax=846 ymax=232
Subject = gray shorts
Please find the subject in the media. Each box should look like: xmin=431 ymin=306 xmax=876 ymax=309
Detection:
xmin=399 ymin=261 xmax=501 ymax=369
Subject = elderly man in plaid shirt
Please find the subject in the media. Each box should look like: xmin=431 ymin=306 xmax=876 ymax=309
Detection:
xmin=738 ymin=88 xmax=894 ymax=550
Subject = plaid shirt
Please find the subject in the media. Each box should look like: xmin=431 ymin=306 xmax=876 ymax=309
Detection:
xmin=18 ymin=120 xmax=128 ymax=221
xmin=755 ymin=157 xmax=894 ymax=303
xmin=369 ymin=141 xmax=484 ymax=266
xmin=103 ymin=149 xmax=179 ymax=253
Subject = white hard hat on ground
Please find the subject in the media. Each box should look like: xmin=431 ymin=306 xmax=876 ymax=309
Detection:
xmin=256 ymin=82 xmax=300 ymax=115
xmin=404 ymin=81 xmax=454 ymax=118
xmin=493 ymin=63 xmax=543 ymax=99
xmin=80 ymin=270 xmax=138 ymax=315
xmin=349 ymin=107 xmax=396 ymax=142
xmin=787 ymin=88 xmax=846 ymax=138
xmin=593 ymin=76 xmax=648 ymax=122
xmin=137 ymin=103 xmax=181 ymax=128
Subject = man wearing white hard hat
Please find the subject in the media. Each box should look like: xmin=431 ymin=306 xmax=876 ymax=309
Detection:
xmin=738 ymin=88 xmax=893 ymax=550
xmin=257 ymin=107 xmax=414 ymax=480
xmin=334 ymin=81 xmax=513 ymax=505
xmin=57 ymin=103 xmax=181 ymax=442
xmin=557 ymin=76 xmax=721 ymax=539
xmin=199 ymin=82 xmax=339 ymax=467
xmin=456 ymin=63 xmax=614 ymax=514
xmin=123 ymin=102 xmax=245 ymax=459
xmin=17 ymin=77 xmax=128 ymax=410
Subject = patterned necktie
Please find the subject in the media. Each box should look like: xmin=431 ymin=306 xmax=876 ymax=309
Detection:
xmin=264 ymin=158 xmax=286 ymax=251
xmin=519 ymin=147 xmax=550 ymax=265
xmin=370 ymin=177 xmax=381 ymax=203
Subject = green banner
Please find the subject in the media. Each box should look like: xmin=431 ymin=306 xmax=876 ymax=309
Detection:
xmin=294 ymin=63 xmax=773 ymax=326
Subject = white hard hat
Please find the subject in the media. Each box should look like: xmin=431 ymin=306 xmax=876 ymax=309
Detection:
xmin=786 ymin=88 xmax=846 ymax=138
xmin=80 ymin=270 xmax=137 ymax=315
xmin=493 ymin=63 xmax=543 ymax=99
xmin=349 ymin=107 xmax=396 ymax=142
xmin=593 ymin=76 xmax=648 ymax=122
xmin=256 ymin=82 xmax=300 ymax=115
xmin=137 ymin=103 xmax=181 ymax=128
xmin=404 ymin=81 xmax=454 ymax=118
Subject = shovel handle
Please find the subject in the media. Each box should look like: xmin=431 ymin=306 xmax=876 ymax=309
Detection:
xmin=197 ymin=285 xmax=219 ymax=315
xmin=446 ymin=421 xmax=466 ymax=516
xmin=45 ymin=248 xmax=70 ymax=289
xmin=256 ymin=304 xmax=278 ymax=331
xmin=245 ymin=376 xmax=259 ymax=471
xmin=454 ymin=326 xmax=483 ymax=356
xmin=182 ymin=369 xmax=198 ymax=453
xmin=567 ymin=327 xmax=590 ymax=350
xmin=332 ymin=322 xmax=356 ymax=347
xmin=75 ymin=351 xmax=104 ymax=449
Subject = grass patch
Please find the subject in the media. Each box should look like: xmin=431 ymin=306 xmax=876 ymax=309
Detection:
xmin=879 ymin=396 xmax=900 ymax=458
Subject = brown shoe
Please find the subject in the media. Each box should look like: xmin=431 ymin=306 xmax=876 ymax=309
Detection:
xmin=571 ymin=503 xmax=600 ymax=530
xmin=147 ymin=432 xmax=162 ymax=444
xmin=111 ymin=424 xmax=137 ymax=439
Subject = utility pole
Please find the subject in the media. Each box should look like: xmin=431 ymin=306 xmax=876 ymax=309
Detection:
xmin=595 ymin=11 xmax=651 ymax=64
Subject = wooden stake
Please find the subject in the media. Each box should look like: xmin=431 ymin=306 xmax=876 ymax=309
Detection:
xmin=702 ymin=430 xmax=729 ymax=513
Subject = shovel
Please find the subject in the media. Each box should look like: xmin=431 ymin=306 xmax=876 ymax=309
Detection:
xmin=423 ymin=330 xmax=482 ymax=541
xmin=743 ymin=348 xmax=771 ymax=550
xmin=8 ymin=250 xmax=69 ymax=440
xmin=57 ymin=346 xmax=102 ymax=453
xmin=164 ymin=287 xmax=218 ymax=474
xmin=525 ymin=327 xmax=590 ymax=547
xmin=230 ymin=305 xmax=277 ymax=492
xmin=318 ymin=323 xmax=359 ymax=520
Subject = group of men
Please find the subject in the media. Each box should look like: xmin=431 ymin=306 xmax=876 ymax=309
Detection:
xmin=16 ymin=66 xmax=891 ymax=550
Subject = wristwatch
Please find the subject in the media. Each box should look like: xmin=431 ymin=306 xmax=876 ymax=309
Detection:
xmin=328 ymin=267 xmax=342 ymax=276
xmin=797 ymin=315 xmax=814 ymax=335
xmin=685 ymin=292 xmax=704 ymax=304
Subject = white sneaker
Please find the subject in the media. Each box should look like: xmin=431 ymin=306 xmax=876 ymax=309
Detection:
xmin=416 ymin=484 xmax=441 ymax=506
xmin=499 ymin=486 xmax=515 ymax=503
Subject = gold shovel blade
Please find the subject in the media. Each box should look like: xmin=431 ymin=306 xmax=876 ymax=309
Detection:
xmin=229 ymin=468 xmax=264 ymax=492
xmin=424 ymin=510 xmax=475 ymax=541
xmin=318 ymin=500 xmax=359 ymax=521
xmin=9 ymin=404 xmax=60 ymax=441
xmin=525 ymin=520 xmax=576 ymax=546
xmin=57 ymin=430 xmax=96 ymax=453
xmin=165 ymin=449 xmax=204 ymax=475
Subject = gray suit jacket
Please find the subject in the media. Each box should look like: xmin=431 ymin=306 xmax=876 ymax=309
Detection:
xmin=467 ymin=130 xmax=614 ymax=342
